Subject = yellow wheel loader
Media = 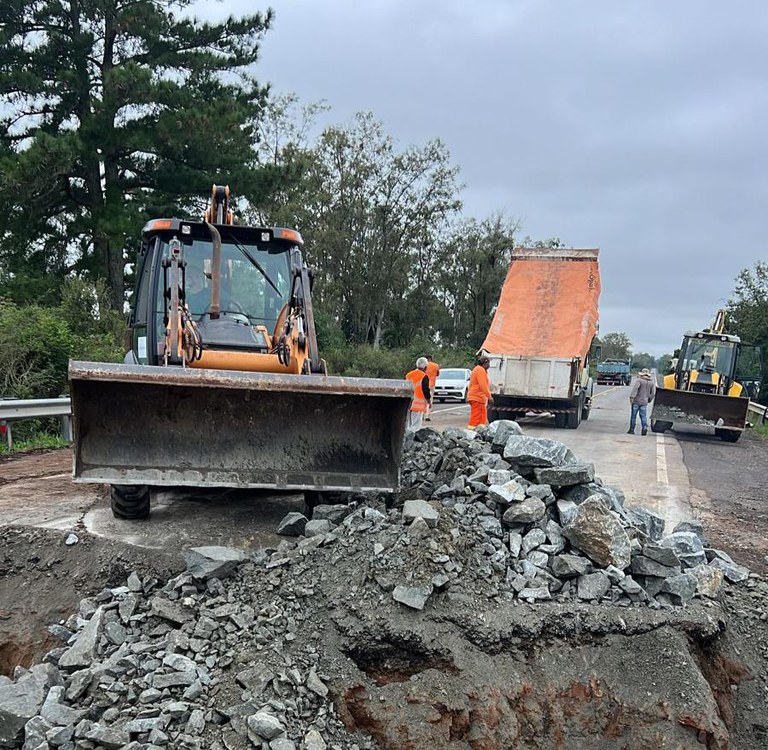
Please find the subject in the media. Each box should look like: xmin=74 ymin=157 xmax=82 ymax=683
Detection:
xmin=651 ymin=310 xmax=762 ymax=442
xmin=69 ymin=186 xmax=412 ymax=519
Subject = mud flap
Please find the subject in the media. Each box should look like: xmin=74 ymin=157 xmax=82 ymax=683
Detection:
xmin=651 ymin=388 xmax=749 ymax=434
xmin=69 ymin=362 xmax=411 ymax=492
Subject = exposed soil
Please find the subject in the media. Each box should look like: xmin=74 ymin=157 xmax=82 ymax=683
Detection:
xmin=0 ymin=525 xmax=180 ymax=677
xmin=680 ymin=430 xmax=768 ymax=573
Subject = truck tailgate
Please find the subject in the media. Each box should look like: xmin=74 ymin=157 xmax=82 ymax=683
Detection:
xmin=491 ymin=357 xmax=575 ymax=399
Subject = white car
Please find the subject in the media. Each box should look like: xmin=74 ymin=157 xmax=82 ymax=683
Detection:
xmin=433 ymin=368 xmax=471 ymax=402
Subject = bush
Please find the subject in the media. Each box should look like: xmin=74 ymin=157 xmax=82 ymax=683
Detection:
xmin=0 ymin=299 xmax=74 ymax=398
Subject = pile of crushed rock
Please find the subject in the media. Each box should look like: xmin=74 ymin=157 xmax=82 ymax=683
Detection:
xmin=0 ymin=422 xmax=753 ymax=750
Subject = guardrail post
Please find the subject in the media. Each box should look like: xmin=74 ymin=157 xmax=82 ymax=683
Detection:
xmin=60 ymin=414 xmax=73 ymax=442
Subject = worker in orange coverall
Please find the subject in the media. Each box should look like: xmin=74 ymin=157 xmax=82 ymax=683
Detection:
xmin=424 ymin=355 xmax=440 ymax=421
xmin=467 ymin=356 xmax=494 ymax=429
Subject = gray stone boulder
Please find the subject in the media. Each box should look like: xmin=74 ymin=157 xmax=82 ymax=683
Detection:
xmin=556 ymin=499 xmax=579 ymax=526
xmin=550 ymin=554 xmax=592 ymax=579
xmin=304 ymin=519 xmax=332 ymax=538
xmin=277 ymin=512 xmax=308 ymax=537
xmin=522 ymin=528 xmax=546 ymax=555
xmin=709 ymin=557 xmax=750 ymax=583
xmin=630 ymin=555 xmax=680 ymax=579
xmin=402 ymin=499 xmax=439 ymax=528
xmin=486 ymin=419 xmax=523 ymax=450
xmin=628 ymin=508 xmax=665 ymax=541
xmin=486 ymin=469 xmax=515 ymax=486
xmin=641 ymin=544 xmax=680 ymax=568
xmin=660 ymin=532 xmax=707 ymax=568
xmin=184 ymin=546 xmax=247 ymax=580
xmin=533 ymin=462 xmax=595 ymax=487
xmin=392 ymin=584 xmax=433 ymax=610
xmin=691 ymin=564 xmax=723 ymax=598
xmin=58 ymin=608 xmax=105 ymax=669
xmin=577 ymin=571 xmax=611 ymax=601
xmin=502 ymin=497 xmax=546 ymax=525
xmin=502 ymin=436 xmax=575 ymax=469
xmin=488 ymin=479 xmax=526 ymax=505
xmin=661 ymin=573 xmax=698 ymax=605
xmin=562 ymin=498 xmax=631 ymax=569
xmin=313 ymin=504 xmax=354 ymax=525
xmin=672 ymin=520 xmax=708 ymax=546
xmin=0 ymin=664 xmax=60 ymax=747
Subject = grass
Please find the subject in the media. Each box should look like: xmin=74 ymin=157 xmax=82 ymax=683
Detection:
xmin=0 ymin=432 xmax=70 ymax=455
xmin=753 ymin=420 xmax=768 ymax=438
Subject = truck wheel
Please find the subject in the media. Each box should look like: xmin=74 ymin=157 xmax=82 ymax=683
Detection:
xmin=651 ymin=420 xmax=672 ymax=433
xmin=111 ymin=485 xmax=151 ymax=520
xmin=566 ymin=408 xmax=581 ymax=429
xmin=554 ymin=412 xmax=567 ymax=428
xmin=581 ymin=401 xmax=591 ymax=421
xmin=715 ymin=428 xmax=741 ymax=443
xmin=487 ymin=407 xmax=499 ymax=423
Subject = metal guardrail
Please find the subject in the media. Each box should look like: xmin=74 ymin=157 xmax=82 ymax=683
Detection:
xmin=748 ymin=400 xmax=767 ymax=426
xmin=0 ymin=397 xmax=72 ymax=450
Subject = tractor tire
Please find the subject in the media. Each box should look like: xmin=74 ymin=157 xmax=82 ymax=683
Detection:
xmin=651 ymin=420 xmax=672 ymax=434
xmin=110 ymin=484 xmax=151 ymax=520
xmin=715 ymin=428 xmax=741 ymax=443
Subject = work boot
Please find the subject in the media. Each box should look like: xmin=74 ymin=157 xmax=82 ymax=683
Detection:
xmin=627 ymin=429 xmax=634 ymax=434
xmin=641 ymin=427 xmax=648 ymax=436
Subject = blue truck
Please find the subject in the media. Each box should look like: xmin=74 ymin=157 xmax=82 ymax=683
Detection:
xmin=596 ymin=359 xmax=631 ymax=385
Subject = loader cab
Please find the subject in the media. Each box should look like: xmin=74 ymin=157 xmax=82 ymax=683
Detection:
xmin=128 ymin=219 xmax=303 ymax=365
xmin=675 ymin=332 xmax=739 ymax=395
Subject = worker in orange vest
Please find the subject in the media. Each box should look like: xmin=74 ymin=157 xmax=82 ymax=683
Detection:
xmin=405 ymin=357 xmax=431 ymax=432
xmin=467 ymin=356 xmax=494 ymax=429
xmin=424 ymin=355 xmax=440 ymax=421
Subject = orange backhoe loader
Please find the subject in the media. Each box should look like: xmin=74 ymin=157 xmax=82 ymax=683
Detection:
xmin=69 ymin=186 xmax=411 ymax=518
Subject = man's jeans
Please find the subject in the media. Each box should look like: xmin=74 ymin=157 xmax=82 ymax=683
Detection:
xmin=630 ymin=403 xmax=647 ymax=432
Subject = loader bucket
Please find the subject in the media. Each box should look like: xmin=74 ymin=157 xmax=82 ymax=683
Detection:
xmin=69 ymin=362 xmax=412 ymax=492
xmin=651 ymin=387 xmax=750 ymax=432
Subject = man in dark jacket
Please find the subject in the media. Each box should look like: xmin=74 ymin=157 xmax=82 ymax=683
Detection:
xmin=628 ymin=368 xmax=656 ymax=435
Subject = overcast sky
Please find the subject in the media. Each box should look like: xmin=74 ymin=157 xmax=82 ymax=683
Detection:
xmin=198 ymin=1 xmax=767 ymax=355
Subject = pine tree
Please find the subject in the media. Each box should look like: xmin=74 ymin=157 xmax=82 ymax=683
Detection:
xmin=0 ymin=0 xmax=273 ymax=305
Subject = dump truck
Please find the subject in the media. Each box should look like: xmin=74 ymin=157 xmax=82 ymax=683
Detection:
xmin=69 ymin=186 xmax=412 ymax=518
xmin=651 ymin=310 xmax=762 ymax=442
xmin=480 ymin=247 xmax=601 ymax=429
xmin=596 ymin=358 xmax=631 ymax=385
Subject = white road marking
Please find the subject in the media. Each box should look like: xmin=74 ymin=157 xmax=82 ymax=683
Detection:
xmin=656 ymin=434 xmax=669 ymax=485
xmin=432 ymin=404 xmax=469 ymax=414
xmin=593 ymin=386 xmax=620 ymax=398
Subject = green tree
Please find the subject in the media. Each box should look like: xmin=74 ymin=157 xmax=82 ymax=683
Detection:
xmin=286 ymin=113 xmax=461 ymax=346
xmin=600 ymin=332 xmax=632 ymax=361
xmin=657 ymin=353 xmax=675 ymax=374
xmin=0 ymin=0 xmax=274 ymax=306
xmin=728 ymin=261 xmax=768 ymax=403
xmin=631 ymin=352 xmax=656 ymax=371
xmin=435 ymin=215 xmax=519 ymax=348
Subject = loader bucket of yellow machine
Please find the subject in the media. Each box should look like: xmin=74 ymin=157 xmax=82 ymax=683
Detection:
xmin=69 ymin=361 xmax=412 ymax=492
xmin=651 ymin=387 xmax=750 ymax=432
